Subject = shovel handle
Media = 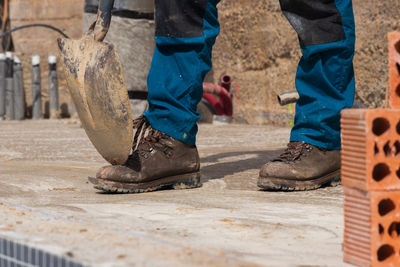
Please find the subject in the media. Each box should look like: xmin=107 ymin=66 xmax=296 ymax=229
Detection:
xmin=88 ymin=0 xmax=115 ymax=42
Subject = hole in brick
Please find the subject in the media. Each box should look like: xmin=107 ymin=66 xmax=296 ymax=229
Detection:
xmin=372 ymin=118 xmax=390 ymax=136
xmin=394 ymin=141 xmax=400 ymax=155
xmin=395 ymin=40 xmax=400 ymax=54
xmin=388 ymin=222 xmax=400 ymax=238
xmin=396 ymin=63 xmax=400 ymax=76
xmin=396 ymin=85 xmax=400 ymax=98
xmin=379 ymin=224 xmax=384 ymax=235
xmin=384 ymin=141 xmax=392 ymax=156
xmin=379 ymin=199 xmax=396 ymax=216
xmin=373 ymin=163 xmax=391 ymax=182
xmin=377 ymin=244 xmax=395 ymax=262
xmin=397 ymin=168 xmax=400 ymax=180
xmin=397 ymin=121 xmax=400 ymax=135
xmin=375 ymin=143 xmax=379 ymax=155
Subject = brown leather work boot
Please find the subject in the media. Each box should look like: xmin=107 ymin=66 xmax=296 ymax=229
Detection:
xmin=258 ymin=142 xmax=341 ymax=191
xmin=89 ymin=116 xmax=201 ymax=193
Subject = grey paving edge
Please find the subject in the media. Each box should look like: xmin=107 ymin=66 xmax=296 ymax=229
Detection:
xmin=0 ymin=236 xmax=87 ymax=267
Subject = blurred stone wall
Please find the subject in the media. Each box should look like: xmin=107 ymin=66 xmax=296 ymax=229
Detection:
xmin=7 ymin=0 xmax=400 ymax=123
xmin=82 ymin=14 xmax=155 ymax=93
xmin=208 ymin=0 xmax=400 ymax=125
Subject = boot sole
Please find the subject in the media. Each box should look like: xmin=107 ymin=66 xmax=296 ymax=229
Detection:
xmin=88 ymin=172 xmax=202 ymax=194
xmin=257 ymin=169 xmax=341 ymax=191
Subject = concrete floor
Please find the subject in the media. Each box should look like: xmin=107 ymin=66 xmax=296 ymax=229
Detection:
xmin=0 ymin=120 xmax=351 ymax=266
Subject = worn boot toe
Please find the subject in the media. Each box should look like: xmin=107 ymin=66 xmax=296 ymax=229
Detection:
xmin=259 ymin=161 xmax=295 ymax=179
xmin=96 ymin=165 xmax=111 ymax=179
xmin=96 ymin=165 xmax=139 ymax=182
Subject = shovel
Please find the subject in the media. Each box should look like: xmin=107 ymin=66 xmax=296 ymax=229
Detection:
xmin=57 ymin=22 xmax=133 ymax=165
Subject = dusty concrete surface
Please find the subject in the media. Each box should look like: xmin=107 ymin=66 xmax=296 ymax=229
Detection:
xmin=0 ymin=120 xmax=350 ymax=266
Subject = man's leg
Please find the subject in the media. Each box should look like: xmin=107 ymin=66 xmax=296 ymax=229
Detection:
xmin=145 ymin=0 xmax=220 ymax=145
xmin=258 ymin=0 xmax=355 ymax=191
xmin=91 ymin=0 xmax=221 ymax=193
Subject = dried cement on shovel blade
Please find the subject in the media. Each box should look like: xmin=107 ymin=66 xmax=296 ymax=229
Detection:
xmin=57 ymin=36 xmax=133 ymax=165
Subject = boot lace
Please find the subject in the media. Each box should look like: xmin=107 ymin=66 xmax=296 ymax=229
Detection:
xmin=130 ymin=116 xmax=174 ymax=159
xmin=273 ymin=142 xmax=313 ymax=162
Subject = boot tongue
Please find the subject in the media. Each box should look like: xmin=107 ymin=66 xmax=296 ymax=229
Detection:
xmin=131 ymin=116 xmax=171 ymax=153
xmin=274 ymin=142 xmax=311 ymax=162
xmin=131 ymin=116 xmax=161 ymax=150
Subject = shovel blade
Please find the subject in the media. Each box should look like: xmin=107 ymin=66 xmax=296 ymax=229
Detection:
xmin=57 ymin=37 xmax=133 ymax=165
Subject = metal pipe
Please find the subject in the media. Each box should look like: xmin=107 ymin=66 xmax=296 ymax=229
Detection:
xmin=13 ymin=56 xmax=25 ymax=120
xmin=31 ymin=55 xmax=42 ymax=119
xmin=277 ymin=91 xmax=299 ymax=106
xmin=48 ymin=55 xmax=58 ymax=119
xmin=0 ymin=53 xmax=5 ymax=119
xmin=220 ymin=74 xmax=232 ymax=92
xmin=5 ymin=52 xmax=14 ymax=120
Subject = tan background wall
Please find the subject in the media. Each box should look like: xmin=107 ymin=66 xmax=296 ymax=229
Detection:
xmin=209 ymin=0 xmax=400 ymax=125
xmin=9 ymin=0 xmax=84 ymax=117
xmin=7 ymin=0 xmax=400 ymax=123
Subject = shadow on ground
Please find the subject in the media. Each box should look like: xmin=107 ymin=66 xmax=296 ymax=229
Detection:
xmin=200 ymin=149 xmax=284 ymax=190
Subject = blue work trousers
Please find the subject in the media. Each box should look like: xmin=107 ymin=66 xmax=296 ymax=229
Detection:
xmin=144 ymin=0 xmax=355 ymax=150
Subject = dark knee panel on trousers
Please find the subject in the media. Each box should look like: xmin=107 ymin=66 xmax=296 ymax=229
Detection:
xmin=155 ymin=0 xmax=208 ymax=38
xmin=280 ymin=0 xmax=346 ymax=46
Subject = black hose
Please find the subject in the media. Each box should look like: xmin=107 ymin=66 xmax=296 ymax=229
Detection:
xmin=0 ymin=24 xmax=69 ymax=39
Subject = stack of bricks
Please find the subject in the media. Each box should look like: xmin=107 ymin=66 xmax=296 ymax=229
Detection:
xmin=341 ymin=32 xmax=400 ymax=266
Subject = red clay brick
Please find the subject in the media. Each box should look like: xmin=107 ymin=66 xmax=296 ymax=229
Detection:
xmin=341 ymin=108 xmax=400 ymax=191
xmin=388 ymin=32 xmax=400 ymax=109
xmin=343 ymin=187 xmax=400 ymax=267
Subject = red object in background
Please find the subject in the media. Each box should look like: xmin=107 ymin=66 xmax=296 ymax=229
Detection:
xmin=203 ymin=82 xmax=232 ymax=116
xmin=202 ymin=74 xmax=233 ymax=117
